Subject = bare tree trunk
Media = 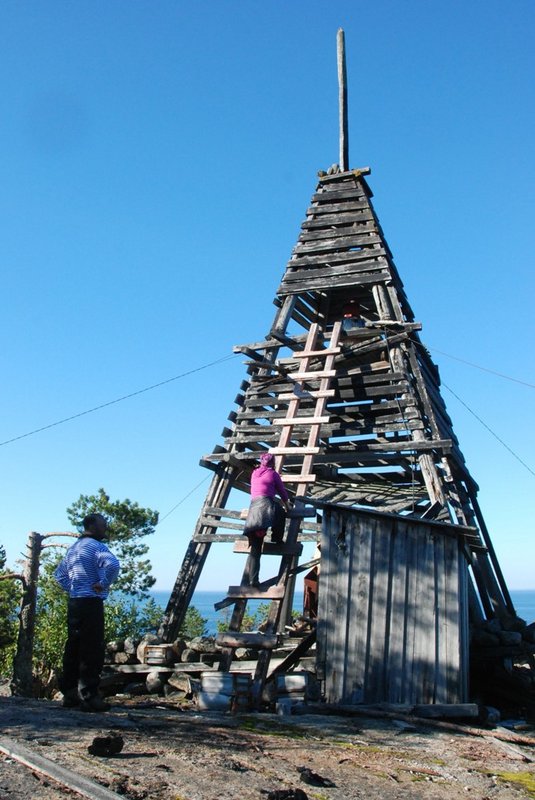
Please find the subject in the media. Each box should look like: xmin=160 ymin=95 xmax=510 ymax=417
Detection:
xmin=11 ymin=532 xmax=44 ymax=697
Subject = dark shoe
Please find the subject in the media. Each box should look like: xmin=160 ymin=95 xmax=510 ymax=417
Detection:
xmin=79 ymin=696 xmax=111 ymax=713
xmin=62 ymin=690 xmax=80 ymax=708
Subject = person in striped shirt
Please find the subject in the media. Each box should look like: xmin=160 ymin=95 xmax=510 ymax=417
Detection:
xmin=54 ymin=512 xmax=120 ymax=712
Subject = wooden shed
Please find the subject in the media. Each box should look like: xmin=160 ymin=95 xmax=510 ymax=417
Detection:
xmin=317 ymin=505 xmax=472 ymax=705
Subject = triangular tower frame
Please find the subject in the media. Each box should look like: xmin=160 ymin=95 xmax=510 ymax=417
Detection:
xmin=159 ymin=32 xmax=516 ymax=706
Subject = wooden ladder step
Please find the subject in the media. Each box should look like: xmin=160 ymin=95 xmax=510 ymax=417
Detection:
xmin=233 ymin=539 xmax=303 ymax=556
xmin=226 ymin=584 xmax=285 ymax=600
xmin=216 ymin=632 xmax=278 ymax=650
xmin=272 ymin=416 xmax=330 ymax=426
xmin=278 ymin=389 xmax=335 ymax=400
xmin=269 ymin=446 xmax=320 ymax=455
xmin=280 ymin=474 xmax=317 ymax=483
xmin=292 ymin=370 xmax=336 ymax=380
xmin=293 ymin=347 xmax=341 ymax=358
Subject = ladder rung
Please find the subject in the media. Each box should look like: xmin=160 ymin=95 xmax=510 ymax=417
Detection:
xmin=280 ymin=474 xmax=317 ymax=483
xmin=233 ymin=539 xmax=303 ymax=555
xmin=278 ymin=389 xmax=335 ymax=400
xmin=269 ymin=446 xmax=320 ymax=455
xmin=272 ymin=416 xmax=329 ymax=426
xmin=293 ymin=348 xmax=341 ymax=358
xmin=226 ymin=584 xmax=285 ymax=600
xmin=292 ymin=370 xmax=336 ymax=380
xmin=216 ymin=632 xmax=278 ymax=650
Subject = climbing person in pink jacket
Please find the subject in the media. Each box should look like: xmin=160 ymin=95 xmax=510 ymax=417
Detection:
xmin=242 ymin=453 xmax=291 ymax=587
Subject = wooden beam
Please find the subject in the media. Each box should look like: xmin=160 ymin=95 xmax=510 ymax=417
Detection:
xmin=337 ymin=28 xmax=349 ymax=171
xmin=0 ymin=736 xmax=123 ymax=800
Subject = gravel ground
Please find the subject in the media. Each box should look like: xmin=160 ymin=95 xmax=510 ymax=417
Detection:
xmin=1 ymin=695 xmax=535 ymax=800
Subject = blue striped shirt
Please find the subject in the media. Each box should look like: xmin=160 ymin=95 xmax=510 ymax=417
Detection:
xmin=54 ymin=536 xmax=120 ymax=599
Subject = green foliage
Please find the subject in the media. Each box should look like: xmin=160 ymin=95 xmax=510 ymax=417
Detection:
xmin=33 ymin=553 xmax=69 ymax=680
xmin=66 ymin=488 xmax=158 ymax=598
xmin=104 ymin=596 xmax=162 ymax=641
xmin=178 ymin=606 xmax=208 ymax=639
xmin=0 ymin=545 xmax=20 ymax=676
xmin=216 ymin=602 xmax=271 ymax=633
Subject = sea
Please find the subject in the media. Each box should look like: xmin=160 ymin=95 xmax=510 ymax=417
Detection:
xmin=150 ymin=589 xmax=535 ymax=636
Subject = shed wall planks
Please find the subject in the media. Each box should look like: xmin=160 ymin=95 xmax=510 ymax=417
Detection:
xmin=317 ymin=508 xmax=469 ymax=705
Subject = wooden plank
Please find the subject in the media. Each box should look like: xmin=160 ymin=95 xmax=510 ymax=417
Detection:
xmin=403 ymin=521 xmax=420 ymax=704
xmin=278 ymin=390 xmax=335 ymax=400
xmin=291 ymin=370 xmax=336 ymax=380
xmin=0 ymin=736 xmax=123 ymax=800
xmin=306 ymin=197 xmax=368 ymax=213
xmin=268 ymin=446 xmax=320 ymax=455
xmin=387 ymin=517 xmax=409 ymax=703
xmin=292 ymin=233 xmax=382 ymax=255
xmin=298 ymin=224 xmax=377 ymax=243
xmin=366 ymin=514 xmax=392 ymax=703
xmin=196 ymin=530 xmax=320 ymax=545
xmin=226 ymin=584 xmax=285 ymax=600
xmin=286 ymin=241 xmax=380 ymax=267
xmin=279 ymin=270 xmax=390 ymax=294
xmin=293 ymin=347 xmax=341 ymax=358
xmin=311 ymin=187 xmax=369 ymax=203
xmin=351 ymin=512 xmax=373 ymax=704
xmin=199 ymin=517 xmax=244 ymax=531
xmin=216 ymin=632 xmax=278 ymax=649
xmin=272 ymin=416 xmax=330 ymax=426
xmin=233 ymin=539 xmax=303 ymax=556
xmin=284 ymin=257 xmax=389 ymax=282
xmin=302 ymin=209 xmax=374 ymax=228
xmin=280 ymin=474 xmax=317 ymax=483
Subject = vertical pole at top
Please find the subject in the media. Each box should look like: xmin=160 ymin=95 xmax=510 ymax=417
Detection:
xmin=337 ymin=28 xmax=349 ymax=172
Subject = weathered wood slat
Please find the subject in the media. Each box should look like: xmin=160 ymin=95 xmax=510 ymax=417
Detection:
xmin=291 ymin=370 xmax=336 ymax=380
xmin=298 ymin=226 xmax=380 ymax=244
xmin=194 ymin=532 xmax=319 ymax=543
xmin=280 ymin=474 xmax=317 ymax=483
xmin=233 ymin=539 xmax=304 ymax=555
xmin=272 ymin=416 xmax=330 ymax=426
xmin=311 ymin=187 xmax=368 ymax=203
xmin=292 ymin=232 xmax=382 ymax=255
xmin=283 ymin=258 xmax=389 ymax=283
xmin=0 ymin=736 xmax=123 ymax=800
xmin=279 ymin=270 xmax=390 ymax=294
xmin=302 ymin=208 xmax=373 ymax=227
xmin=278 ymin=389 xmax=335 ymax=400
xmin=268 ymin=446 xmax=320 ymax=454
xmin=216 ymin=632 xmax=278 ymax=649
xmin=286 ymin=242 xmax=380 ymax=267
xmin=293 ymin=347 xmax=341 ymax=358
xmin=225 ymin=584 xmax=285 ymax=600
xmin=199 ymin=517 xmax=244 ymax=531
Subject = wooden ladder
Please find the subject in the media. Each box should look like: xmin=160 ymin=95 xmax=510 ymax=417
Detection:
xmin=216 ymin=320 xmax=342 ymax=703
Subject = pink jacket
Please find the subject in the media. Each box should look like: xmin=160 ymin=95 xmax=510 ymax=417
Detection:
xmin=250 ymin=466 xmax=289 ymax=502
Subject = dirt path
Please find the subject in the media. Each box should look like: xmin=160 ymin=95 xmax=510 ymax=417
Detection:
xmin=1 ymin=696 xmax=535 ymax=800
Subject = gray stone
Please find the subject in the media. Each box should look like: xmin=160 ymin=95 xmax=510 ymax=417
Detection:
xmin=146 ymin=670 xmax=165 ymax=694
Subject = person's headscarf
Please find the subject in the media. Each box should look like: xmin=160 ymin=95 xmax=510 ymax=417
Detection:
xmin=260 ymin=452 xmax=274 ymax=468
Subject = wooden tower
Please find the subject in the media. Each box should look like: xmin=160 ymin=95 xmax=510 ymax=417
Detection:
xmin=159 ymin=31 xmax=516 ymax=706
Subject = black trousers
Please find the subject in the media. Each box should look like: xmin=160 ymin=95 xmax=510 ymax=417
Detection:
xmin=60 ymin=597 xmax=105 ymax=700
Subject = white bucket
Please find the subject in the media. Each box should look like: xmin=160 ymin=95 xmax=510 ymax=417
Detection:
xmin=197 ymin=691 xmax=232 ymax=711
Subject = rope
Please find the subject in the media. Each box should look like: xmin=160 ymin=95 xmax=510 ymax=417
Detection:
xmin=0 ymin=355 xmax=234 ymax=448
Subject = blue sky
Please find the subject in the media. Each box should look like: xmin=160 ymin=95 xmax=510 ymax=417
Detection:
xmin=0 ymin=1 xmax=533 ymax=593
